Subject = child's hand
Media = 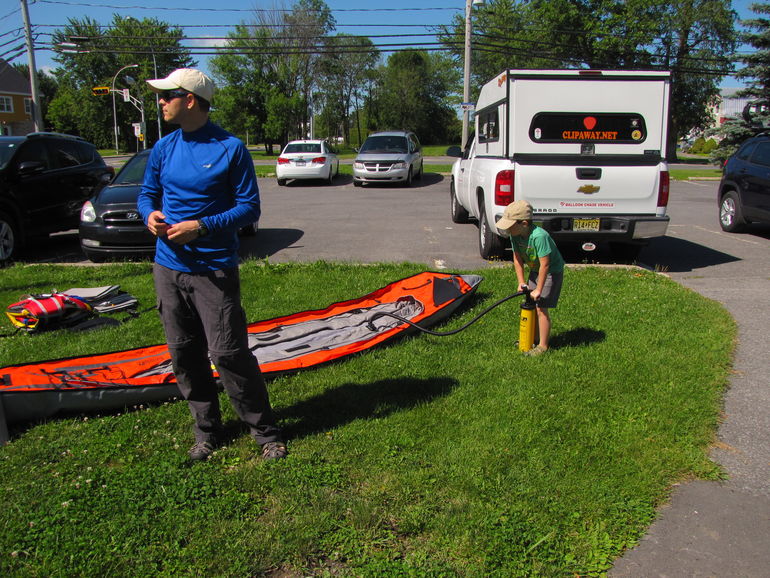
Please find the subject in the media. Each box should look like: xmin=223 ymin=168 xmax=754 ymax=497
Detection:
xmin=530 ymin=288 xmax=542 ymax=301
xmin=519 ymin=283 xmax=529 ymax=292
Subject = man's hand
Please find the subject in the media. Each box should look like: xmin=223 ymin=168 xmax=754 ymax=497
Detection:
xmin=148 ymin=210 xmax=169 ymax=238
xmin=166 ymin=220 xmax=202 ymax=245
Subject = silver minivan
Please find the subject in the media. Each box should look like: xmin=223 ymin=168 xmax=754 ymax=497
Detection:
xmin=353 ymin=131 xmax=423 ymax=187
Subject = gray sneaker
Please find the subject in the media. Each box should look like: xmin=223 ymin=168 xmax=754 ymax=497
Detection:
xmin=261 ymin=441 xmax=288 ymax=460
xmin=188 ymin=440 xmax=216 ymax=461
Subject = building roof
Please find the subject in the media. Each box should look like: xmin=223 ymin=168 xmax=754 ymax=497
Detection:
xmin=0 ymin=58 xmax=32 ymax=96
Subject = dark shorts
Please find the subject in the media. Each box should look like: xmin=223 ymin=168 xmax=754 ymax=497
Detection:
xmin=527 ymin=270 xmax=563 ymax=309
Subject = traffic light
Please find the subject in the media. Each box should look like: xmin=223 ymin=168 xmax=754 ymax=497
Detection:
xmin=92 ymin=86 xmax=110 ymax=96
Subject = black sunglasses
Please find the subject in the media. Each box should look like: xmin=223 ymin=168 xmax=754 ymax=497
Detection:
xmin=159 ymin=89 xmax=190 ymax=101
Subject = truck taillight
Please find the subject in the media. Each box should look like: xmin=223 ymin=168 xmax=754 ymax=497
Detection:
xmin=657 ymin=171 xmax=670 ymax=207
xmin=495 ymin=170 xmax=515 ymax=205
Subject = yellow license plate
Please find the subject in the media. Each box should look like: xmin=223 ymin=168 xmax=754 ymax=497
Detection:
xmin=573 ymin=218 xmax=600 ymax=232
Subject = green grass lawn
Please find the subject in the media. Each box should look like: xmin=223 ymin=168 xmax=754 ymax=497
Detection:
xmin=0 ymin=261 xmax=734 ymax=576
xmin=669 ymin=168 xmax=722 ymax=180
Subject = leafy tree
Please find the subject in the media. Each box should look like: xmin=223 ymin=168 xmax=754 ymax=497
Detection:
xmin=210 ymin=24 xmax=275 ymax=150
xmin=372 ymin=50 xmax=460 ymax=144
xmin=653 ymin=1 xmax=737 ymax=159
xmin=211 ymin=0 xmax=336 ymax=151
xmin=315 ymin=34 xmax=379 ymax=143
xmin=49 ymin=15 xmax=193 ymax=150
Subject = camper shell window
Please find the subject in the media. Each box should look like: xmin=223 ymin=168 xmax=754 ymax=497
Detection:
xmin=529 ymin=113 xmax=647 ymax=144
xmin=477 ymin=109 xmax=499 ymax=143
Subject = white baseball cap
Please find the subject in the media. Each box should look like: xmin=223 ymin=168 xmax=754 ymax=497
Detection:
xmin=146 ymin=68 xmax=215 ymax=102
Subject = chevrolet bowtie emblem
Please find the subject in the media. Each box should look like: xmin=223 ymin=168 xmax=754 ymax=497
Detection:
xmin=578 ymin=184 xmax=600 ymax=194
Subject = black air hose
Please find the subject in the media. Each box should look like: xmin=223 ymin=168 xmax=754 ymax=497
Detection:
xmin=366 ymin=289 xmax=529 ymax=336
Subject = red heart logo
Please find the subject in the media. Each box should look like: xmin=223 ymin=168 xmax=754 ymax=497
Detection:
xmin=583 ymin=116 xmax=597 ymax=130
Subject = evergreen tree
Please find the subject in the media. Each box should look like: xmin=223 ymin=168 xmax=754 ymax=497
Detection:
xmin=710 ymin=2 xmax=770 ymax=162
xmin=736 ymin=1 xmax=770 ymax=100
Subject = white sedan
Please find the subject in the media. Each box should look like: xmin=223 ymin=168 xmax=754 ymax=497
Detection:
xmin=276 ymin=140 xmax=340 ymax=186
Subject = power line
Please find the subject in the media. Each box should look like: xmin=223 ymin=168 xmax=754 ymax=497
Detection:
xmin=37 ymin=1 xmax=462 ymax=15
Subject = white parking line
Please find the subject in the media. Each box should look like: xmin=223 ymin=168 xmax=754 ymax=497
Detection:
xmin=692 ymin=225 xmax=763 ymax=244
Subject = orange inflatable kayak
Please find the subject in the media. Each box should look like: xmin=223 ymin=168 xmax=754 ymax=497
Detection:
xmin=0 ymin=272 xmax=482 ymax=440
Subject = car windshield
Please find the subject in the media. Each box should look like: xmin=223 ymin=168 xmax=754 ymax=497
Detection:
xmin=0 ymin=139 xmax=24 ymax=170
xmin=113 ymin=153 xmax=149 ymax=185
xmin=360 ymin=136 xmax=408 ymax=154
xmin=284 ymin=143 xmax=321 ymax=154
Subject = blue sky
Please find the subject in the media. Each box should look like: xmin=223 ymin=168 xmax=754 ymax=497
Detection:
xmin=5 ymin=0 xmax=464 ymax=75
xmin=1 ymin=0 xmax=757 ymax=88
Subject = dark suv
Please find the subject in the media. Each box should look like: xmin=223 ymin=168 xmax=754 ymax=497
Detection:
xmin=718 ymin=133 xmax=770 ymax=232
xmin=0 ymin=132 xmax=114 ymax=264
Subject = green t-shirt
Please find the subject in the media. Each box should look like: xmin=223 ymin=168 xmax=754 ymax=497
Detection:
xmin=510 ymin=225 xmax=565 ymax=274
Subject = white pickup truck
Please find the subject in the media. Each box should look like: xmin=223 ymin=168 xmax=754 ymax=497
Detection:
xmin=448 ymin=69 xmax=671 ymax=260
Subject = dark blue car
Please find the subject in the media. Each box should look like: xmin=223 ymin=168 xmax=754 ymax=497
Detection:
xmin=718 ymin=134 xmax=770 ymax=232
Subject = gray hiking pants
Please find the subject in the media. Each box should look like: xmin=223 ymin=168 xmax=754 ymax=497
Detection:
xmin=153 ymin=263 xmax=283 ymax=445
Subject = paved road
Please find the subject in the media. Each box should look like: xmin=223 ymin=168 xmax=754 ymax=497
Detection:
xmin=15 ymin=173 xmax=770 ymax=576
xmin=611 ymin=180 xmax=770 ymax=577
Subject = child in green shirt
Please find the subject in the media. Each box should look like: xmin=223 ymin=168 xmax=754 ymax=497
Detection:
xmin=496 ymin=200 xmax=565 ymax=356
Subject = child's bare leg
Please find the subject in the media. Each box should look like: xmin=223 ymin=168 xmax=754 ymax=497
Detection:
xmin=536 ymin=307 xmax=551 ymax=350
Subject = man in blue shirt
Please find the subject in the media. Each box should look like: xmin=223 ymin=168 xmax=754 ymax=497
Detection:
xmin=138 ymin=68 xmax=286 ymax=461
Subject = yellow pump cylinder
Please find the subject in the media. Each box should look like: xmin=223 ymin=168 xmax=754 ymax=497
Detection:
xmin=519 ymin=295 xmax=537 ymax=352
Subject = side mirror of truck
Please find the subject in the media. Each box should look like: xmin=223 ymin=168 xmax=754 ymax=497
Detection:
xmin=446 ymin=146 xmax=462 ymax=158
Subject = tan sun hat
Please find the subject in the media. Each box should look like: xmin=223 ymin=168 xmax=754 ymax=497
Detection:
xmin=495 ymin=200 xmax=533 ymax=231
xmin=146 ymin=68 xmax=215 ymax=102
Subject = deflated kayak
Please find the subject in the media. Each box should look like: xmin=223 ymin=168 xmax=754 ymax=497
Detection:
xmin=0 ymin=272 xmax=482 ymax=439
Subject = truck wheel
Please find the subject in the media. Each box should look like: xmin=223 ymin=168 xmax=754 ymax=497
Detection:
xmin=450 ymin=181 xmax=469 ymax=224
xmin=478 ymin=201 xmax=506 ymax=259
xmin=0 ymin=211 xmax=18 ymax=266
xmin=719 ymin=190 xmax=747 ymax=232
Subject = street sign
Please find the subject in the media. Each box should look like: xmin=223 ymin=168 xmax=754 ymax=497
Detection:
xmin=461 ymin=102 xmax=475 ymax=111
xmin=122 ymin=88 xmax=130 ymax=102
xmin=92 ymin=86 xmax=110 ymax=96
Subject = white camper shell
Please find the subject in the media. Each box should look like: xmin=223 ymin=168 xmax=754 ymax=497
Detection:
xmin=449 ymin=69 xmax=671 ymax=260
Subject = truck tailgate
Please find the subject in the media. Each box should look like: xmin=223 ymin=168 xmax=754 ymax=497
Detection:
xmin=516 ymin=162 xmax=665 ymax=214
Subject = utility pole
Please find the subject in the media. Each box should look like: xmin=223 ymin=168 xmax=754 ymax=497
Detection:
xmin=462 ymin=0 xmax=473 ymax=147
xmin=462 ymin=0 xmax=484 ymax=147
xmin=19 ymin=0 xmax=44 ymax=132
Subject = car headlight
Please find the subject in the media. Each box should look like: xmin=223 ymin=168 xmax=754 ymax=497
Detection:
xmin=391 ymin=162 xmax=406 ymax=169
xmin=354 ymin=161 xmax=364 ymax=169
xmin=81 ymin=201 xmax=96 ymax=223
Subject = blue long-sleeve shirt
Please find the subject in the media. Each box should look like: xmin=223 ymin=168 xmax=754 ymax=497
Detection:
xmin=138 ymin=121 xmax=260 ymax=272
